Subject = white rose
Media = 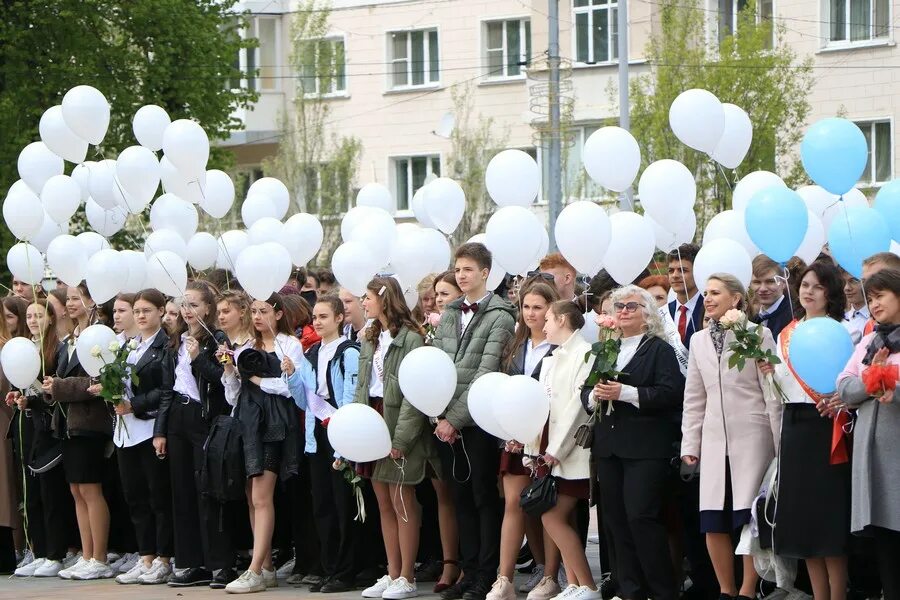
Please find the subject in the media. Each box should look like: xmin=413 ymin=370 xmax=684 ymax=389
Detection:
xmin=127 ymin=339 xmax=138 ymax=350
xmin=720 ymin=308 xmax=746 ymax=328
xmin=90 ymin=345 xmax=102 ymax=358
xmin=108 ymin=341 xmax=120 ymax=353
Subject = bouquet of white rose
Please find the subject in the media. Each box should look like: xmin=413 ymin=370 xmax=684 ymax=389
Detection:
xmin=719 ymin=309 xmax=787 ymax=402
xmin=91 ymin=338 xmax=139 ymax=437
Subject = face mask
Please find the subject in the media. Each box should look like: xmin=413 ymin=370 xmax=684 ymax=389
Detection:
xmin=300 ymin=290 xmax=318 ymax=307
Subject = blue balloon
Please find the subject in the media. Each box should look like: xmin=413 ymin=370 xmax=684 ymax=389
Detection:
xmin=801 ymin=118 xmax=868 ymax=196
xmin=828 ymin=205 xmax=891 ymax=278
xmin=873 ymin=180 xmax=900 ymax=243
xmin=788 ymin=318 xmax=855 ymax=394
xmin=745 ymin=186 xmax=808 ymax=263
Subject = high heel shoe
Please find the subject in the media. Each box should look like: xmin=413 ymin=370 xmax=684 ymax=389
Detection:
xmin=433 ymin=560 xmax=461 ymax=594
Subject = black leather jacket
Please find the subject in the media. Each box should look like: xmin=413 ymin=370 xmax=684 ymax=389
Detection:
xmin=129 ymin=330 xmax=175 ymax=421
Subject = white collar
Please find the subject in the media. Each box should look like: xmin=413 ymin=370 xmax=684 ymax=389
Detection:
xmin=321 ymin=335 xmax=346 ymax=351
xmin=845 ymin=305 xmax=870 ymax=319
xmin=137 ymin=329 xmax=162 ymax=347
xmin=759 ymin=295 xmax=785 ymax=317
xmin=527 ymin=338 xmax=551 ymax=351
xmin=677 ymin=292 xmax=701 ymax=312
xmin=464 ymin=292 xmax=491 ymax=306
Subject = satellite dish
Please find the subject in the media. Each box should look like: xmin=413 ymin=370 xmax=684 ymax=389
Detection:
xmin=433 ymin=112 xmax=455 ymax=138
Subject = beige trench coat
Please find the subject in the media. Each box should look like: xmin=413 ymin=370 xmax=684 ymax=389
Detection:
xmin=681 ymin=327 xmax=782 ymax=513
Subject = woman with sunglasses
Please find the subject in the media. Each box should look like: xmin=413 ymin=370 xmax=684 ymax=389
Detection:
xmin=582 ymin=287 xmax=685 ymax=600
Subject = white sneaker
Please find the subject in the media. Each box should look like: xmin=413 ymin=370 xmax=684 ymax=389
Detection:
xmin=362 ymin=575 xmax=393 ymax=598
xmin=33 ymin=560 xmax=63 ymax=577
xmin=550 ymin=585 xmax=580 ymax=600
xmin=116 ymin=560 xmax=151 ymax=584
xmin=276 ymin=557 xmax=295 ymax=578
xmin=138 ymin=558 xmax=172 ymax=584
xmin=58 ymin=556 xmax=90 ymax=580
xmin=62 ymin=551 xmax=81 ymax=569
xmin=72 ymin=558 xmax=115 ymax=580
xmin=15 ymin=557 xmax=46 ymax=577
xmin=262 ymin=568 xmax=278 ymax=588
xmin=527 ymin=577 xmax=561 ymax=600
xmin=520 ymin=564 xmax=546 ymax=592
xmin=383 ymin=576 xmax=418 ymax=600
xmin=568 ymin=586 xmax=602 ymax=600
xmin=16 ymin=549 xmax=35 ymax=569
xmin=225 ymin=569 xmax=266 ymax=594
xmin=118 ymin=552 xmax=139 ymax=573
xmin=109 ymin=552 xmax=129 ymax=572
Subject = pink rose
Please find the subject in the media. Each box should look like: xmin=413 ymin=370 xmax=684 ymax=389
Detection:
xmin=595 ymin=314 xmax=617 ymax=329
xmin=426 ymin=312 xmax=441 ymax=327
xmin=719 ymin=309 xmax=746 ymax=328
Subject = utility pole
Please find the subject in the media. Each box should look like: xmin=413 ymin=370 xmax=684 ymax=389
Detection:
xmin=617 ymin=0 xmax=632 ymax=210
xmin=547 ymin=0 xmax=562 ymax=250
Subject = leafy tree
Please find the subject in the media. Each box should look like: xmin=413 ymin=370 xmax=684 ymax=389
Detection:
xmin=625 ymin=0 xmax=813 ymax=229
xmin=0 ymin=0 xmax=257 ymax=267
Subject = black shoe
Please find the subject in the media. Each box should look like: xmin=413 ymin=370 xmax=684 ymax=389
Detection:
xmin=287 ymin=572 xmax=307 ymax=586
xmin=321 ymin=578 xmax=354 ymax=593
xmin=462 ymin=580 xmax=491 ymax=600
xmin=210 ymin=567 xmax=238 ymax=589
xmin=167 ymin=567 xmax=213 ymax=587
xmin=441 ymin=580 xmax=470 ymax=600
xmin=415 ymin=560 xmax=443 ymax=583
xmin=303 ymin=574 xmax=325 ymax=586
xmin=310 ymin=576 xmax=330 ymax=592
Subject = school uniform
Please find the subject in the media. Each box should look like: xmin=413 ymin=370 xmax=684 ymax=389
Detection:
xmin=668 ymin=294 xmax=705 ymax=351
xmin=750 ymin=295 xmax=793 ymax=341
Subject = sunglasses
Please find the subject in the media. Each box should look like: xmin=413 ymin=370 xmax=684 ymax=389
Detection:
xmin=524 ymin=271 xmax=556 ymax=283
xmin=613 ymin=302 xmax=645 ymax=313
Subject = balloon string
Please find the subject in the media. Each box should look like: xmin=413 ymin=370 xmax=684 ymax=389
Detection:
xmin=391 ymin=457 xmax=409 ymax=524
xmin=777 ymin=266 xmax=795 ymax=323
xmin=21 ymin=244 xmax=46 ymax=375
xmin=450 ymin=431 xmax=472 ymax=484
xmin=715 ymin=161 xmax=736 ymax=193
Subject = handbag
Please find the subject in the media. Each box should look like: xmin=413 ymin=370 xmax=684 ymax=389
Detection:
xmin=574 ymin=422 xmax=593 ymax=449
xmin=519 ymin=473 xmax=558 ymax=517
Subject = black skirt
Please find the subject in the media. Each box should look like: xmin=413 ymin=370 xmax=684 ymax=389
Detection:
xmin=774 ymin=403 xmax=851 ymax=558
xmin=62 ymin=436 xmax=108 ymax=484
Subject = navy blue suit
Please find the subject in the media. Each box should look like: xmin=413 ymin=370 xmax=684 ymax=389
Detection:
xmin=668 ymin=299 xmax=706 ymax=350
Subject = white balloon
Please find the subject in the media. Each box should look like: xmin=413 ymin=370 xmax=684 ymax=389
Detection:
xmin=247 ymin=177 xmax=290 ymax=220
xmin=412 ymin=185 xmax=437 ymax=229
xmin=120 ymin=250 xmax=148 ymax=293
xmin=85 ymin=199 xmax=128 ymax=237
xmin=348 ymin=208 xmax=397 ymax=268
xmin=160 ymin=156 xmax=207 ymax=205
xmin=356 ymin=183 xmax=393 ymax=213
xmin=486 ymin=206 xmax=544 ymax=276
xmin=241 ymin=194 xmax=278 ymax=229
xmin=332 ymin=241 xmax=381 ymax=296
xmin=602 ymin=212 xmax=656 ymax=285
xmin=47 ymin=235 xmax=88 ymax=286
xmin=485 ymin=149 xmax=541 ymax=207
xmin=71 ymin=163 xmax=93 ymax=202
xmin=555 ymin=201 xmax=612 ymax=276
xmin=732 ymin=171 xmax=786 ymax=212
xmin=795 ymin=211 xmax=825 ymax=265
xmin=76 ymin=231 xmax=110 ymax=258
xmin=88 ymin=159 xmax=120 ymax=209
xmin=116 ymin=146 xmax=160 ymax=206
xmin=31 ymin=212 xmax=68 ymax=254
xmin=669 ymin=89 xmax=725 ymax=154
xmin=3 ymin=187 xmax=45 ymax=241
xmin=41 ymin=174 xmax=81 ymax=224
xmin=341 ymin=206 xmax=378 ymax=242
xmin=39 ymin=105 xmax=88 ymax=164
xmin=144 ymin=228 xmax=188 ymax=260
xmin=822 ymin=188 xmax=868 ymax=232
xmin=694 ymin=238 xmax=753 ymax=292
xmin=61 ymin=85 xmax=110 ymax=145
xmin=493 ymin=375 xmax=550 ymax=443
xmin=420 ymin=228 xmax=451 ymax=274
xmin=7 ymin=180 xmax=30 ymax=197
xmin=468 ymin=373 xmax=513 ymax=440
xmin=423 ymin=178 xmax=465 ymax=234
xmin=248 ymin=217 xmax=285 ymax=246
xmin=162 ymin=119 xmax=209 ymax=178
xmin=583 ymin=127 xmax=641 ymax=192
xmin=146 ymin=251 xmax=187 ymax=297
xmin=0 ymin=337 xmax=42 ymax=389
xmin=398 ymin=347 xmax=458 ymax=417
xmin=260 ymin=241 xmax=293 ymax=293
xmin=236 ymin=245 xmax=278 ymax=300
xmin=327 ymin=403 xmax=392 ymax=463
xmin=702 ymin=209 xmax=759 ymax=258
xmin=711 ymin=104 xmax=753 ymax=169
xmin=527 ymin=224 xmax=550 ymax=274
xmin=391 ymin=229 xmax=433 ymax=291
xmin=7 ymin=243 xmax=44 ymax=285
xmin=648 ymin=211 xmax=697 ymax=252
xmin=216 ymin=230 xmax=249 ymax=272
xmin=186 ymin=232 xmax=219 ymax=270
xmin=486 ymin=263 xmax=506 ymax=292
xmin=581 ymin=311 xmax=600 ymax=343
xmin=797 ymin=185 xmax=836 ymax=220
xmin=75 ymin=325 xmax=117 ymax=377
xmin=86 ymin=249 xmax=127 ymax=303
xmin=150 ymin=193 xmax=198 ymax=241
xmin=18 ymin=142 xmax=64 ymax=195
xmin=132 ymin=105 xmax=171 ymax=151
xmin=280 ymin=213 xmax=324 ymax=266
xmin=638 ymin=159 xmax=696 ymax=224
xmin=202 ymin=170 xmax=235 ymax=218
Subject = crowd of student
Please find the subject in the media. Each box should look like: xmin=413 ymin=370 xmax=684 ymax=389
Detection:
xmin=0 ymin=241 xmax=897 ymax=600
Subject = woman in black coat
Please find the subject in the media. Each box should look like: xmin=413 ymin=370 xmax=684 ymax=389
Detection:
xmin=581 ymin=285 xmax=684 ymax=600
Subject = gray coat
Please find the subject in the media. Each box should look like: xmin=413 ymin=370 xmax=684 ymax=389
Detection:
xmin=837 ymin=332 xmax=900 ymax=534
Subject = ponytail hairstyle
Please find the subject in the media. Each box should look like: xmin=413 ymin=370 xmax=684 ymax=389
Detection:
xmin=549 ymin=300 xmax=585 ymax=331
xmin=365 ymin=277 xmax=423 ymax=345
xmin=316 ymin=294 xmax=345 ymax=321
xmin=253 ymin=293 xmax=293 ymax=349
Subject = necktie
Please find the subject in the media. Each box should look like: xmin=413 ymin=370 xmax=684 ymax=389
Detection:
xmin=678 ymin=305 xmax=688 ymax=343
xmin=461 ymin=302 xmax=479 ymax=315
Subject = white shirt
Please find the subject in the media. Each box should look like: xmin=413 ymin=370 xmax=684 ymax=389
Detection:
xmin=524 ymin=339 xmax=552 ymax=377
xmin=173 ymin=333 xmax=202 ymax=403
xmin=843 ymin=305 xmax=870 ymax=345
xmin=659 ymin=306 xmax=689 ymax=376
xmin=368 ymin=330 xmax=393 ymax=398
xmin=316 ymin=336 xmax=346 ymax=398
xmin=673 ymin=292 xmax=702 ymax=332
xmin=757 ymin=295 xmax=785 ymax=323
xmin=222 ymin=334 xmax=306 ymax=408
xmin=460 ymin=293 xmax=491 ymax=332
xmin=586 ymin=334 xmax=643 ymax=410
xmin=116 ymin=329 xmax=163 ymax=448
xmin=774 ymin=327 xmax=816 ymax=404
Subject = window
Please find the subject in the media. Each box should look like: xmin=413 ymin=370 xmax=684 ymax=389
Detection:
xmin=304 ymin=162 xmax=352 ymax=214
xmin=829 ymin=0 xmax=889 ymax=43
xmin=717 ymin=0 xmax=775 ymax=46
xmin=253 ymin=17 xmax=280 ymax=91
xmin=392 ymin=155 xmax=441 ymax=210
xmin=574 ymin=0 xmax=618 ymax=64
xmin=484 ymin=19 xmax=532 ymax=78
xmin=300 ymin=38 xmax=346 ymax=96
xmin=856 ymin=120 xmax=892 ymax=184
xmin=388 ymin=29 xmax=440 ymax=89
xmin=543 ymin=125 xmax=608 ymax=200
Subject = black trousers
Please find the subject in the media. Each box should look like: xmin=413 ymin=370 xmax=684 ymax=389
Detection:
xmin=104 ymin=451 xmax=137 ymax=553
xmin=678 ymin=476 xmax=718 ymax=600
xmin=287 ymin=460 xmax=322 ymax=577
xmin=168 ymin=399 xmax=234 ymax=570
xmin=596 ymin=456 xmax=678 ymax=600
xmin=37 ymin=465 xmax=76 ymax=560
xmin=117 ymin=438 xmax=174 ymax=557
xmin=873 ymin=527 xmax=900 ymax=600
xmin=438 ymin=426 xmax=501 ymax=583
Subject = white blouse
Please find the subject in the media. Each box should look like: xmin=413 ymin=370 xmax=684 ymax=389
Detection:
xmin=368 ymin=330 xmax=393 ymax=398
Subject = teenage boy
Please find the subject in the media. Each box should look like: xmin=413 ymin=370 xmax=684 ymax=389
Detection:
xmin=433 ymin=243 xmax=516 ymax=600
xmin=338 ymin=288 xmax=367 ymax=343
xmin=667 ymin=244 xmax=705 ymax=350
xmin=749 ymin=255 xmax=791 ymax=340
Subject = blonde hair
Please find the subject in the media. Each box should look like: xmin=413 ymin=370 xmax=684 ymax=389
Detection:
xmin=706 ymin=273 xmax=748 ymax=311
xmin=609 ymin=285 xmax=666 ymax=340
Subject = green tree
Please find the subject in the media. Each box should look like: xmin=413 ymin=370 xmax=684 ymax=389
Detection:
xmin=0 ymin=0 xmax=256 ymax=264
xmin=626 ymin=0 xmax=813 ymax=229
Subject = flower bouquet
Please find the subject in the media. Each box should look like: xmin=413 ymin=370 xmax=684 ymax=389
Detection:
xmin=424 ymin=312 xmax=441 ymax=345
xmin=579 ymin=314 xmax=623 ymax=428
xmin=719 ymin=309 xmax=787 ymax=402
xmin=91 ymin=339 xmax=138 ymax=437
xmin=332 ymin=458 xmax=367 ymax=522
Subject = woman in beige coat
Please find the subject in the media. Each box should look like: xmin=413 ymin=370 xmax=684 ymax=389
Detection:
xmin=681 ymin=274 xmax=782 ymax=600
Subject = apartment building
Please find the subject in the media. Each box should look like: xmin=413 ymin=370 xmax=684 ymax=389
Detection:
xmin=225 ymin=0 xmax=897 ymax=217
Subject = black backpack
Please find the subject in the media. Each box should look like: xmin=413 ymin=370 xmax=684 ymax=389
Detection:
xmin=305 ymin=339 xmax=360 ymax=407
xmin=200 ymin=414 xmax=246 ymax=504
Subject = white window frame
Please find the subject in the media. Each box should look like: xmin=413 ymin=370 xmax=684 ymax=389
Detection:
xmin=299 ymin=35 xmax=348 ymax=98
xmin=388 ymin=153 xmax=442 ymax=213
xmin=572 ymin=0 xmax=619 ymax=66
xmin=305 ymin=161 xmax=353 ymax=216
xmin=481 ymin=17 xmax=532 ymax=80
xmin=854 ymin=117 xmax=894 ymax=186
xmin=385 ymin=27 xmax=441 ymax=91
xmin=823 ymin=0 xmax=892 ymax=47
xmin=713 ymin=0 xmax=776 ymax=47
xmin=250 ymin=15 xmax=282 ymax=93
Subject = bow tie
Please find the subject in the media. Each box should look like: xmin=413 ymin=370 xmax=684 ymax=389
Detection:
xmin=461 ymin=302 xmax=479 ymax=315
